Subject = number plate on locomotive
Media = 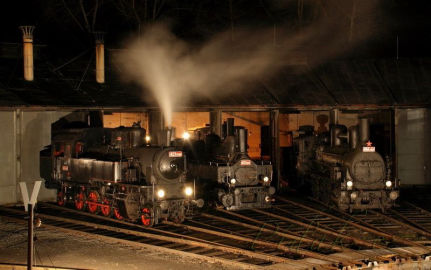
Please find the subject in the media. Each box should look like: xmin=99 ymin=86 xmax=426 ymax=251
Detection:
xmin=169 ymin=151 xmax=183 ymax=157
xmin=362 ymin=146 xmax=375 ymax=152
xmin=240 ymin=160 xmax=251 ymax=166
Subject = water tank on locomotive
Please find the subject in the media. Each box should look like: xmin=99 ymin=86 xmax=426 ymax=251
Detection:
xmin=295 ymin=118 xmax=399 ymax=212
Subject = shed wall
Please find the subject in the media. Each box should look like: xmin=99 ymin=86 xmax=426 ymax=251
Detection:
xmin=396 ymin=108 xmax=431 ymax=185
xmin=0 ymin=110 xmax=70 ymax=205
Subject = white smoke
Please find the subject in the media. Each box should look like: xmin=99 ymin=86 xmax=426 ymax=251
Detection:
xmin=115 ymin=1 xmax=378 ymax=127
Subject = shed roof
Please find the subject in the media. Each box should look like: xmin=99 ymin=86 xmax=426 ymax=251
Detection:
xmin=0 ymin=46 xmax=430 ymax=110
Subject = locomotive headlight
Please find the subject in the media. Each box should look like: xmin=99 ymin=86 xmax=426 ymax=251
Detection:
xmin=346 ymin=180 xmax=353 ymax=190
xmin=263 ymin=176 xmax=269 ymax=183
xmin=157 ymin=189 xmax=165 ymax=198
xmin=184 ymin=186 xmax=193 ymax=196
xmin=390 ymin=191 xmax=399 ymax=200
xmin=182 ymin=132 xmax=190 ymax=140
xmin=230 ymin=178 xmax=236 ymax=185
xmin=385 ymin=180 xmax=392 ymax=188
xmin=145 ymin=135 xmax=151 ymax=143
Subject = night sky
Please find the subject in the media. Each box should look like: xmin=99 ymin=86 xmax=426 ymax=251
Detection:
xmin=1 ymin=0 xmax=430 ymax=60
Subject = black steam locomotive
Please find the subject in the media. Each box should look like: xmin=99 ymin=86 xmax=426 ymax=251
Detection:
xmin=40 ymin=123 xmax=203 ymax=226
xmin=185 ymin=118 xmax=275 ymax=210
xmin=295 ymin=118 xmax=399 ymax=212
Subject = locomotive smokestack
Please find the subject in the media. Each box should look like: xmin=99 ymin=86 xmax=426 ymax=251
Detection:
xmin=238 ymin=128 xmax=248 ymax=154
xmin=19 ymin=26 xmax=35 ymax=81
xmin=210 ymin=110 xmax=222 ymax=136
xmin=94 ymin=32 xmax=105 ymax=84
xmin=348 ymin=125 xmax=359 ymax=149
xmin=226 ymin=118 xmax=234 ymax=137
xmin=359 ymin=118 xmax=370 ymax=143
xmin=166 ymin=128 xmax=172 ymax=146
xmin=161 ymin=127 xmax=175 ymax=146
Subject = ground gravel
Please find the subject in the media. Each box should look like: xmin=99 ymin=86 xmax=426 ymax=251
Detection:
xmin=0 ymin=217 xmax=237 ymax=270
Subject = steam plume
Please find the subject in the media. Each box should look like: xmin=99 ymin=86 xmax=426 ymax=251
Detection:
xmin=116 ymin=1 xmax=378 ymax=127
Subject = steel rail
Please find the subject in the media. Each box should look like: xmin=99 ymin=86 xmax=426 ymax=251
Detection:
xmin=37 ymin=202 xmax=228 ymax=247
xmin=404 ymin=202 xmax=431 ymax=215
xmin=0 ymin=206 xmax=295 ymax=266
xmin=163 ymin=220 xmax=350 ymax=264
xmin=36 ymin=203 xmax=337 ymax=267
xmin=0 ymin=209 xmax=268 ymax=270
xmin=201 ymin=212 xmax=345 ymax=253
xmin=389 ymin=203 xmax=431 ymax=234
xmin=215 ymin=207 xmax=387 ymax=253
xmin=249 ymin=207 xmax=389 ymax=252
xmin=268 ymin=205 xmax=401 ymax=256
xmin=199 ymin=212 xmax=394 ymax=264
xmin=272 ymin=204 xmax=401 ymax=245
xmin=388 ymin=209 xmax=431 ymax=234
xmin=276 ymin=197 xmax=431 ymax=252
xmin=303 ymin=197 xmax=417 ymax=235
xmin=271 ymin=204 xmax=431 ymax=258
xmin=370 ymin=209 xmax=431 ymax=239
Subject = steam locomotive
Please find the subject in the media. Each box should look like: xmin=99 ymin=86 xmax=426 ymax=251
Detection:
xmin=185 ymin=118 xmax=275 ymax=210
xmin=294 ymin=118 xmax=399 ymax=212
xmin=40 ymin=123 xmax=203 ymax=226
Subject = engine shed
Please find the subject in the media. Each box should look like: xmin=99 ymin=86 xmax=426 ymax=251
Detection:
xmin=1 ymin=1 xmax=431 ymax=270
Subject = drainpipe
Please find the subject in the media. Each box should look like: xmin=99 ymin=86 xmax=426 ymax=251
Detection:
xmin=19 ymin=26 xmax=35 ymax=81
xmin=94 ymin=32 xmax=105 ymax=84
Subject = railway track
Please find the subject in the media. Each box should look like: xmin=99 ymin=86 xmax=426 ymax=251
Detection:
xmin=0 ymin=203 xmax=352 ymax=270
xmin=2 ymin=199 xmax=431 ymax=269
xmin=386 ymin=202 xmax=431 ymax=236
xmin=0 ymin=204 xmax=292 ymax=269
xmin=273 ymin=197 xmax=431 ymax=254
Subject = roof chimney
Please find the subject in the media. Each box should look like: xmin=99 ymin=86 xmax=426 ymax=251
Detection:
xmin=19 ymin=26 xmax=35 ymax=81
xmin=94 ymin=32 xmax=105 ymax=84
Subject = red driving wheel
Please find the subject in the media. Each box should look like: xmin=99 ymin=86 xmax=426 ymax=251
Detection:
xmin=87 ymin=191 xmax=100 ymax=214
xmin=74 ymin=191 xmax=86 ymax=211
xmin=100 ymin=198 xmax=111 ymax=217
xmin=57 ymin=190 xmax=65 ymax=206
xmin=113 ymin=208 xmax=123 ymax=220
xmin=141 ymin=207 xmax=154 ymax=227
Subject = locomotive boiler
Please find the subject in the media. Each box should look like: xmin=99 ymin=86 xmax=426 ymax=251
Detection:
xmin=295 ymin=118 xmax=399 ymax=212
xmin=40 ymin=123 xmax=203 ymax=226
xmin=186 ymin=118 xmax=275 ymax=210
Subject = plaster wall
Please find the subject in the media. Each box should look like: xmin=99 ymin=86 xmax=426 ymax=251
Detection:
xmin=396 ymin=108 xmax=431 ymax=185
xmin=0 ymin=111 xmax=16 ymax=204
xmin=0 ymin=110 xmax=70 ymax=205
